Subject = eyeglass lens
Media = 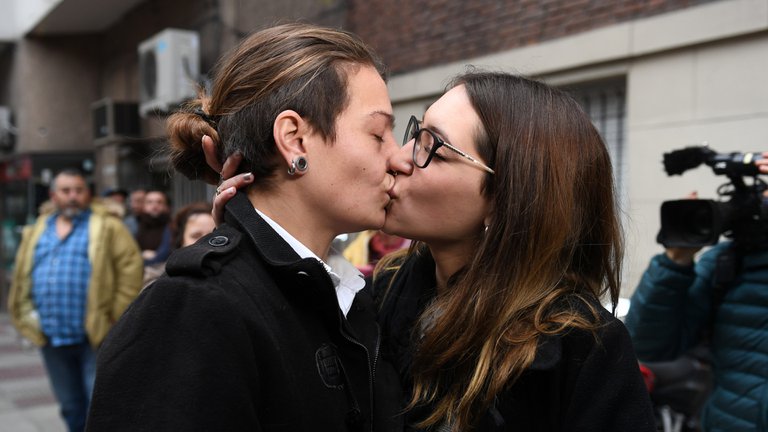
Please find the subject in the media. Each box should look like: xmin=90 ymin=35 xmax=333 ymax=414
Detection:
xmin=406 ymin=117 xmax=434 ymax=168
xmin=414 ymin=131 xmax=436 ymax=167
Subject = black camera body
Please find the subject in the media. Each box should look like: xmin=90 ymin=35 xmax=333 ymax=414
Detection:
xmin=656 ymin=146 xmax=768 ymax=249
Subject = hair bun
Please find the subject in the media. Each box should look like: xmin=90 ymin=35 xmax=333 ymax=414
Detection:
xmin=167 ymin=108 xmax=221 ymax=185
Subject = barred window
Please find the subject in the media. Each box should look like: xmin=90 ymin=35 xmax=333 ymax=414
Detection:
xmin=565 ymin=78 xmax=627 ymax=202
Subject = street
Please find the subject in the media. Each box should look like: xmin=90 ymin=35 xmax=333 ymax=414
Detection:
xmin=0 ymin=312 xmax=64 ymax=432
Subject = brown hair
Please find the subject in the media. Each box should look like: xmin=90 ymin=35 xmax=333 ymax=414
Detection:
xmin=380 ymin=71 xmax=623 ymax=430
xmin=171 ymin=201 xmax=213 ymax=249
xmin=167 ymin=23 xmax=386 ymax=185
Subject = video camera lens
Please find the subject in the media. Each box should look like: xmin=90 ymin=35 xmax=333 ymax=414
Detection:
xmin=657 ymin=200 xmax=725 ymax=248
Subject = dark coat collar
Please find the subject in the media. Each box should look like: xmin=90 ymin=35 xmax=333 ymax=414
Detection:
xmin=220 ymin=191 xmax=345 ymax=327
xmin=223 ymin=191 xmax=308 ymax=267
xmin=377 ymin=250 xmax=564 ymax=372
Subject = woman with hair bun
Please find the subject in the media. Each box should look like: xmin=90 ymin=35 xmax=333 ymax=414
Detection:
xmin=87 ymin=23 xmax=402 ymax=431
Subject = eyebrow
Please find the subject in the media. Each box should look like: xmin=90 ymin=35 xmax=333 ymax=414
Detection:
xmin=426 ymin=123 xmax=453 ymax=145
xmin=369 ymin=111 xmax=395 ymax=128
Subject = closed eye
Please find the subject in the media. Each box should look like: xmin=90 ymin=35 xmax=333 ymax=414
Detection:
xmin=433 ymin=150 xmax=448 ymax=161
xmin=423 ymin=144 xmax=446 ymax=161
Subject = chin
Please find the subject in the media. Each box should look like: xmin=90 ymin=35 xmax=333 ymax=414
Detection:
xmin=344 ymin=217 xmax=383 ymax=234
xmin=368 ymin=213 xmax=387 ymax=231
xmin=368 ymin=217 xmax=386 ymax=230
xmin=381 ymin=220 xmax=407 ymax=238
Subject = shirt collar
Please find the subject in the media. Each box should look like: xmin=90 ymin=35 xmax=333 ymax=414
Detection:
xmin=254 ymin=208 xmax=365 ymax=316
xmin=49 ymin=208 xmax=91 ymax=226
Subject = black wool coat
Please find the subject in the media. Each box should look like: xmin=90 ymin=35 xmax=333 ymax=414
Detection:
xmin=87 ymin=192 xmax=402 ymax=432
xmin=374 ymin=252 xmax=657 ymax=432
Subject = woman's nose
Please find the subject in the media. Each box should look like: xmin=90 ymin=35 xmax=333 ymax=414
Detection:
xmin=388 ymin=141 xmax=414 ymax=176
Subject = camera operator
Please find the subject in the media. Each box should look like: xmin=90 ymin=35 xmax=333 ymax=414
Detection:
xmin=625 ymin=152 xmax=768 ymax=431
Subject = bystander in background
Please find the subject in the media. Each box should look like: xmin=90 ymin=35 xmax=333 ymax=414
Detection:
xmin=136 ymin=189 xmax=172 ymax=274
xmin=142 ymin=201 xmax=215 ymax=286
xmin=123 ymin=188 xmax=145 ymax=236
xmin=7 ymin=169 xmax=143 ymax=432
xmin=343 ymin=230 xmax=410 ymax=277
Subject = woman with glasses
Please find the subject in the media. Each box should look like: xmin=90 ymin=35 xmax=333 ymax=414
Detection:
xmin=378 ymin=71 xmax=654 ymax=431
xmin=212 ymin=71 xmax=655 ymax=431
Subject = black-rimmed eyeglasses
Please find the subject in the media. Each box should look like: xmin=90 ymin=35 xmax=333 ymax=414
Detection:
xmin=403 ymin=115 xmax=495 ymax=175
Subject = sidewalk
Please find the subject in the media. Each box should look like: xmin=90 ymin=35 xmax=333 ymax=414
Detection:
xmin=0 ymin=312 xmax=65 ymax=432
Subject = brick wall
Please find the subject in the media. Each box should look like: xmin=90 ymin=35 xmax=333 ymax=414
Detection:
xmin=347 ymin=0 xmax=720 ymax=75
xmin=97 ymin=0 xmax=348 ymax=98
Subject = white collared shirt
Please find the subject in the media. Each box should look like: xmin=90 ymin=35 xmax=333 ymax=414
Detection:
xmin=255 ymin=208 xmax=365 ymax=317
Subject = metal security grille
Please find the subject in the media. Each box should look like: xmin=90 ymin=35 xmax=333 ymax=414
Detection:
xmin=173 ymin=175 xmax=215 ymax=208
xmin=565 ymin=78 xmax=627 ymax=200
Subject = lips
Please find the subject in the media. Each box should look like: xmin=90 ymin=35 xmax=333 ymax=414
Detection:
xmin=386 ymin=182 xmax=398 ymax=200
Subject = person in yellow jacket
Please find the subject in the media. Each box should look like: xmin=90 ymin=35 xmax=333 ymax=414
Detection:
xmin=8 ymin=169 xmax=143 ymax=432
xmin=343 ymin=230 xmax=410 ymax=277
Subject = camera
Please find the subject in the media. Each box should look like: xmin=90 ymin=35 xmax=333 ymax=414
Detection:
xmin=656 ymin=146 xmax=768 ymax=249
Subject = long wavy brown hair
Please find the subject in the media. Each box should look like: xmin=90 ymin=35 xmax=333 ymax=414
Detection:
xmin=166 ymin=23 xmax=386 ymax=185
xmin=380 ymin=71 xmax=623 ymax=430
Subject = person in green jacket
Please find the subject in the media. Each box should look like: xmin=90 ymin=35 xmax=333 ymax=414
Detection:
xmin=8 ymin=169 xmax=143 ymax=432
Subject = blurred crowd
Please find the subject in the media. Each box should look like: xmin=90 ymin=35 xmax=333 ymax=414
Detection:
xmin=6 ymin=172 xmax=217 ymax=431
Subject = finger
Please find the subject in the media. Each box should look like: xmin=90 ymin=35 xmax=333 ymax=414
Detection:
xmin=202 ymin=135 xmax=223 ymax=174
xmin=220 ymin=152 xmax=243 ymax=181
xmin=211 ymin=172 xmax=253 ymax=225
xmin=217 ymin=172 xmax=254 ymax=193
xmin=212 ymin=186 xmax=236 ymax=226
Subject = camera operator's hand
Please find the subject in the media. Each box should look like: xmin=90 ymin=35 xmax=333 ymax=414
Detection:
xmin=665 ymin=247 xmax=700 ymax=267
xmin=755 ymin=151 xmax=768 ymax=175
xmin=664 ymin=191 xmax=702 ymax=266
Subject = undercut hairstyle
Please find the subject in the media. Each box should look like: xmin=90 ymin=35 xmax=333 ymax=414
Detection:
xmin=167 ymin=23 xmax=387 ymax=187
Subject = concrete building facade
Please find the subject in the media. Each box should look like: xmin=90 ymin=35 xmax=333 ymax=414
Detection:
xmin=348 ymin=0 xmax=768 ymax=293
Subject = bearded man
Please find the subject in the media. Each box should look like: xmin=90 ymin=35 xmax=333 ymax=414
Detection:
xmin=8 ymin=168 xmax=143 ymax=432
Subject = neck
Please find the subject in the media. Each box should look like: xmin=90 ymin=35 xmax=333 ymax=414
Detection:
xmin=55 ymin=214 xmax=75 ymax=239
xmin=427 ymin=240 xmax=477 ymax=293
xmin=56 ymin=213 xmax=74 ymax=223
xmin=247 ymin=187 xmax=335 ymax=261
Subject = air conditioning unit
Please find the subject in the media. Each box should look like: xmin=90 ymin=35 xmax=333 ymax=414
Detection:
xmin=138 ymin=28 xmax=200 ymax=117
xmin=91 ymin=99 xmax=140 ymax=145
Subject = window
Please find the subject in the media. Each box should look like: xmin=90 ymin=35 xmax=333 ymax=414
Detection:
xmin=565 ymin=78 xmax=627 ymax=202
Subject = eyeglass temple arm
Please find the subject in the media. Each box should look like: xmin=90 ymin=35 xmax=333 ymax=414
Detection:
xmin=442 ymin=142 xmax=495 ymax=174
